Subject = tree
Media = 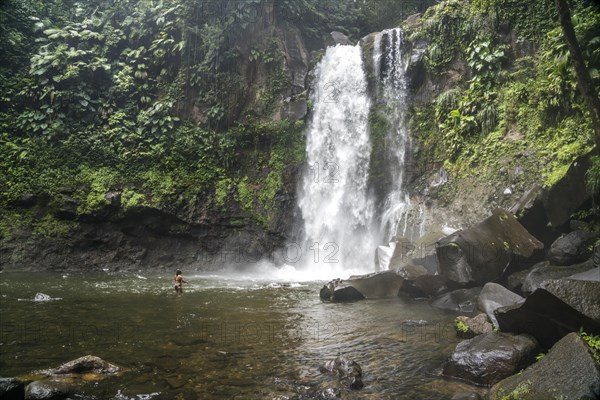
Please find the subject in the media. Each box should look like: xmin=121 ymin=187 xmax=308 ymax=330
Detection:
xmin=555 ymin=0 xmax=600 ymax=151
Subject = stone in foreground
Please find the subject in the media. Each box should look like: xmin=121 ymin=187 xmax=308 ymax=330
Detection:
xmin=0 ymin=377 xmax=25 ymax=400
xmin=443 ymin=332 xmax=539 ymax=386
xmin=488 ymin=332 xmax=600 ymax=400
xmin=477 ymin=283 xmax=524 ymax=328
xmin=44 ymin=355 xmax=119 ymax=376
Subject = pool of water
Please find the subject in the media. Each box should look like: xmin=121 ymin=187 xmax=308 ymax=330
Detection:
xmin=0 ymin=271 xmax=482 ymax=399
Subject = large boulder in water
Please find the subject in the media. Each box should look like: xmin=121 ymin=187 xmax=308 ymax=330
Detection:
xmin=495 ymin=288 xmax=600 ymax=350
xmin=443 ymin=332 xmax=540 ymax=386
xmin=331 ymin=286 xmax=365 ymax=302
xmin=0 ymin=377 xmax=24 ymax=400
xmin=319 ymin=356 xmax=363 ymax=390
xmin=436 ymin=209 xmax=543 ymax=288
xmin=477 ymin=283 xmax=524 ymax=328
xmin=488 ymin=332 xmax=600 ymax=400
xmin=548 ymin=230 xmax=598 ymax=265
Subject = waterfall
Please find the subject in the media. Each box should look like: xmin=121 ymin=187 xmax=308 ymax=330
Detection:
xmin=297 ymin=44 xmax=376 ymax=276
xmin=374 ymin=28 xmax=414 ymax=242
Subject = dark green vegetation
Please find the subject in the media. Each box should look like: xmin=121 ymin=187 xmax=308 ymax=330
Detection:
xmin=404 ymin=0 xmax=600 ymax=204
xmin=0 ymin=0 xmax=436 ymax=240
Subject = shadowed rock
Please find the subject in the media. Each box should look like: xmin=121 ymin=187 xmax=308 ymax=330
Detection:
xmin=0 ymin=377 xmax=24 ymax=400
xmin=495 ymin=288 xmax=600 ymax=350
xmin=548 ymin=230 xmax=598 ymax=265
xmin=436 ymin=209 xmax=543 ymax=287
xmin=443 ymin=332 xmax=540 ymax=386
xmin=488 ymin=333 xmax=600 ymax=400
xmin=543 ymin=277 xmax=600 ymax=322
xmin=521 ymin=259 xmax=593 ymax=295
xmin=331 ymin=286 xmax=365 ymax=302
xmin=25 ymin=381 xmax=70 ymax=400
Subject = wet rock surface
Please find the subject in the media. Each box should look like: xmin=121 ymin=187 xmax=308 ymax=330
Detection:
xmin=521 ymin=259 xmax=593 ymax=295
xmin=455 ymin=314 xmax=493 ymax=338
xmin=436 ymin=209 xmax=543 ymax=287
xmin=0 ymin=377 xmax=25 ymax=400
xmin=25 ymin=381 xmax=70 ymax=400
xmin=548 ymin=230 xmax=598 ymax=266
xmin=443 ymin=332 xmax=540 ymax=386
xmin=44 ymin=355 xmax=119 ymax=376
xmin=542 ymin=277 xmax=600 ymax=322
xmin=488 ymin=332 xmax=600 ymax=400
xmin=431 ymin=287 xmax=482 ymax=312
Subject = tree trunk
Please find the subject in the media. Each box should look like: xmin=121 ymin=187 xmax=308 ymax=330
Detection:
xmin=555 ymin=0 xmax=600 ymax=151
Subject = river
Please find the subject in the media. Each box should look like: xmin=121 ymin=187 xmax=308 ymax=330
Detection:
xmin=0 ymin=271 xmax=483 ymax=399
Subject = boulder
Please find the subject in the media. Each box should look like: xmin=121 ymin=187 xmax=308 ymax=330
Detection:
xmin=46 ymin=355 xmax=119 ymax=375
xmin=521 ymin=259 xmax=593 ymax=295
xmin=548 ymin=230 xmax=597 ymax=265
xmin=331 ymin=286 xmax=365 ymax=302
xmin=431 ymin=287 xmax=481 ymax=313
xmin=455 ymin=314 xmax=493 ymax=339
xmin=25 ymin=381 xmax=70 ymax=400
xmin=436 ymin=209 xmax=543 ymax=288
xmin=319 ymin=285 xmax=332 ymax=301
xmin=443 ymin=332 xmax=540 ymax=386
xmin=400 ymin=274 xmax=447 ymax=298
xmin=495 ymin=288 xmax=600 ymax=350
xmin=0 ymin=377 xmax=25 ymax=400
xmin=477 ymin=283 xmax=524 ymax=328
xmin=543 ymin=278 xmax=600 ymax=322
xmin=332 ymin=269 xmax=413 ymax=299
xmin=326 ymin=31 xmax=352 ymax=47
xmin=506 ymin=269 xmax=530 ymax=294
xmin=319 ymin=357 xmax=363 ymax=390
xmin=488 ymin=333 xmax=600 ymax=400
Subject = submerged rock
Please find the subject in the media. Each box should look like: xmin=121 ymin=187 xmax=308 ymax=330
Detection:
xmin=443 ymin=332 xmax=539 ymax=386
xmin=477 ymin=283 xmax=524 ymax=328
xmin=45 ymin=355 xmax=119 ymax=376
xmin=488 ymin=333 xmax=600 ymax=400
xmin=0 ymin=377 xmax=25 ymax=400
xmin=495 ymin=288 xmax=600 ymax=349
xmin=436 ymin=209 xmax=543 ymax=287
xmin=319 ymin=357 xmax=363 ymax=390
xmin=431 ymin=287 xmax=481 ymax=313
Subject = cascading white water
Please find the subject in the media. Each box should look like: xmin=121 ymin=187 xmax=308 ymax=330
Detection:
xmin=374 ymin=28 xmax=415 ymax=242
xmin=297 ymin=44 xmax=376 ymax=277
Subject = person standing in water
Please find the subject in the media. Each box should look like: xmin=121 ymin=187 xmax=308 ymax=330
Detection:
xmin=174 ymin=270 xmax=187 ymax=293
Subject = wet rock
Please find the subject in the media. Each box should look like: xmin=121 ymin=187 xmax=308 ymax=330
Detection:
xmin=567 ymin=266 xmax=600 ymax=281
xmin=495 ymin=288 xmax=600 ymax=349
xmin=431 ymin=287 xmax=481 ymax=313
xmin=506 ymin=269 xmax=530 ymax=294
xmin=46 ymin=355 xmax=119 ymax=375
xmin=521 ymin=260 xmax=593 ymax=295
xmin=326 ymin=31 xmax=352 ymax=46
xmin=410 ymin=253 xmax=439 ymax=274
xmin=331 ymin=286 xmax=365 ymax=302
xmin=455 ymin=314 xmax=493 ymax=338
xmin=436 ymin=209 xmax=543 ymax=288
xmin=25 ymin=381 xmax=70 ymax=400
xmin=407 ymin=274 xmax=448 ymax=297
xmin=443 ymin=332 xmax=540 ymax=386
xmin=477 ymin=283 xmax=524 ymax=328
xmin=319 ymin=285 xmax=332 ymax=301
xmin=332 ymin=270 xmax=405 ymax=299
xmin=319 ymin=357 xmax=363 ymax=390
xmin=548 ymin=230 xmax=597 ymax=266
xmin=488 ymin=332 xmax=600 ymax=400
xmin=33 ymin=293 xmax=53 ymax=302
xmin=451 ymin=392 xmax=481 ymax=400
xmin=0 ymin=377 xmax=25 ymax=400
xmin=543 ymin=278 xmax=600 ymax=322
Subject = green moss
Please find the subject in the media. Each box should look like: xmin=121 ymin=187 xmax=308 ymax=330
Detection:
xmin=33 ymin=214 xmax=76 ymax=238
xmin=580 ymin=329 xmax=600 ymax=365
xmin=214 ymin=178 xmax=232 ymax=209
xmin=121 ymin=189 xmax=146 ymax=211
xmin=500 ymin=381 xmax=532 ymax=400
xmin=455 ymin=319 xmax=470 ymax=333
